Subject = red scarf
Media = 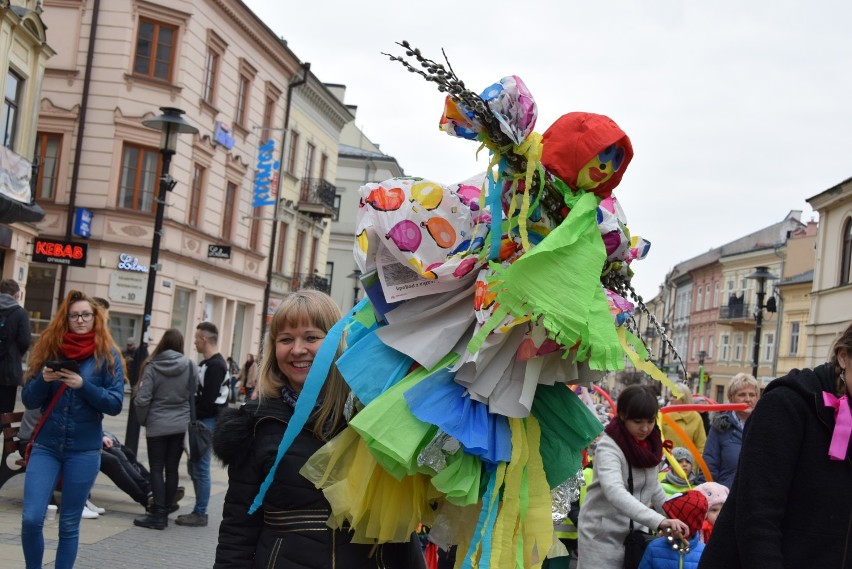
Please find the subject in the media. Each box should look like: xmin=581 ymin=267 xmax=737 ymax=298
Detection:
xmin=604 ymin=416 xmax=664 ymax=468
xmin=62 ymin=332 xmax=96 ymax=361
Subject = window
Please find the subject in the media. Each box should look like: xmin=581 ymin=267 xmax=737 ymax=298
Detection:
xmin=332 ymin=193 xmax=341 ymax=221
xmin=715 ymin=386 xmax=725 ymax=403
xmin=841 ymin=218 xmax=852 ymax=286
xmin=293 ymin=230 xmax=306 ymax=281
xmin=319 ymin=153 xmax=328 ymax=182
xmin=303 ymin=143 xmax=315 ymax=181
xmin=2 ymin=70 xmax=22 ymax=149
xmin=691 ymin=338 xmax=697 ymax=360
xmin=117 ymin=143 xmax=160 ymax=212
xmin=249 ymin=206 xmax=262 ymax=250
xmin=714 ymin=282 xmax=720 ymax=307
xmin=222 ymin=181 xmax=237 ymax=240
xmin=309 ymin=236 xmax=318 ymax=276
xmin=704 ymin=285 xmax=711 ymax=310
xmin=708 ymin=335 xmax=714 ymax=358
xmin=286 ymin=131 xmax=299 ymax=174
xmin=235 ymin=74 xmax=250 ymax=126
xmin=720 ymin=335 xmax=730 ymax=360
xmin=35 ymin=132 xmax=62 ymax=200
xmin=325 ymin=261 xmax=334 ymax=284
xmin=188 ymin=164 xmax=204 ymax=226
xmin=262 ymin=96 xmax=276 ymax=138
xmin=133 ymin=19 xmax=176 ymax=81
xmin=789 ymin=322 xmax=800 ymax=355
xmin=695 ymin=287 xmax=703 ymax=311
xmin=275 ymin=223 xmax=288 ymax=273
xmin=699 ymin=336 xmax=705 ymax=356
xmin=202 ymin=48 xmax=220 ymax=104
xmin=764 ymin=332 xmax=774 ymax=362
xmin=733 ymin=333 xmax=743 ymax=361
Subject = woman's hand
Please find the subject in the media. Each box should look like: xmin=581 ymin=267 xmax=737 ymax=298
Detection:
xmin=659 ymin=517 xmax=689 ymax=539
xmin=43 ymin=368 xmax=63 ymax=382
xmin=56 ymin=369 xmax=84 ymax=390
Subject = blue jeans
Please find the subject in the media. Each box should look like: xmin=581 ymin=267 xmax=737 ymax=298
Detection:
xmin=187 ymin=417 xmax=215 ymax=515
xmin=22 ymin=446 xmax=100 ymax=569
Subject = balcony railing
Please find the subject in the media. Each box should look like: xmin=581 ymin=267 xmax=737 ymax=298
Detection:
xmin=719 ymin=303 xmax=754 ymax=320
xmin=292 ymin=272 xmax=331 ymax=294
xmin=298 ymin=178 xmax=337 ymax=218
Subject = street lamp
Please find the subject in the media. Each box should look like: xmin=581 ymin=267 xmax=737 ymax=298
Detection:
xmin=746 ymin=266 xmax=778 ymax=378
xmin=124 ymin=107 xmax=197 ymax=453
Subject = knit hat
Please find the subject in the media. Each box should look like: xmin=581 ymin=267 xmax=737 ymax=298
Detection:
xmin=694 ymin=482 xmax=730 ymax=510
xmin=672 ymin=446 xmax=695 ymax=466
xmin=663 ymin=490 xmax=708 ymax=539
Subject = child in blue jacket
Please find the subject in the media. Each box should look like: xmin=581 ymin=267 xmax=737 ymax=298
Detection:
xmin=638 ymin=490 xmax=708 ymax=569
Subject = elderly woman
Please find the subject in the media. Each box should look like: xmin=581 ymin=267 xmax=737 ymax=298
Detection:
xmin=661 ymin=382 xmax=707 ymax=454
xmin=701 ymin=373 xmax=759 ymax=488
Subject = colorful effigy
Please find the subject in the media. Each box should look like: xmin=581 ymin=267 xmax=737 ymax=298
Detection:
xmin=252 ymin=42 xmax=676 ymax=568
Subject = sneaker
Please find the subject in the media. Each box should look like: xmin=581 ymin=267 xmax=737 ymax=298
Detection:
xmin=175 ymin=512 xmax=208 ymax=527
xmin=86 ymin=499 xmax=106 ymax=515
xmin=81 ymin=505 xmax=100 ymax=519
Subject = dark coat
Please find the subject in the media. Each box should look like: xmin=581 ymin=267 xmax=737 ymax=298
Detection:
xmin=701 ymin=410 xmax=743 ymax=489
xmin=212 ymin=398 xmax=423 ymax=569
xmin=699 ymin=364 xmax=852 ymax=569
xmin=0 ymin=294 xmax=30 ymax=386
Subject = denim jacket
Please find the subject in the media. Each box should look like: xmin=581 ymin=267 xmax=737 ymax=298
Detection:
xmin=22 ymin=350 xmax=124 ymax=452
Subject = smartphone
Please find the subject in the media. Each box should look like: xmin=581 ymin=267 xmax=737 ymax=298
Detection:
xmin=44 ymin=360 xmax=81 ymax=374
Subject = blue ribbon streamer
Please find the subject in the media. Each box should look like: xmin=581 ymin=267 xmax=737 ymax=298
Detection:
xmin=248 ymin=297 xmax=370 ymax=514
xmin=486 ymin=158 xmax=507 ymax=261
xmin=461 ymin=465 xmax=500 ymax=569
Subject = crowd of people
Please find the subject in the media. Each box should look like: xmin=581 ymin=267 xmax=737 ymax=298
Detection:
xmin=3 ymin=283 xmax=851 ymax=568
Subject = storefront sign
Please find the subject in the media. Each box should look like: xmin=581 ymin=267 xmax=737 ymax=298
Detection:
xmin=252 ymin=139 xmax=278 ymax=207
xmin=117 ymin=253 xmax=149 ymax=273
xmin=207 ymin=245 xmax=231 ymax=259
xmin=73 ymin=208 xmax=93 ymax=238
xmin=109 ymin=271 xmax=146 ymax=305
xmin=214 ymin=122 xmax=236 ymax=150
xmin=32 ymin=238 xmax=87 ymax=267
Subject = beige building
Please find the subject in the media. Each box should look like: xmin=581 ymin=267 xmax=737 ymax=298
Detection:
xmin=0 ymin=0 xmax=53 ymax=298
xmin=33 ymin=0 xmax=344 ymax=359
xmin=806 ymin=177 xmax=852 ymax=365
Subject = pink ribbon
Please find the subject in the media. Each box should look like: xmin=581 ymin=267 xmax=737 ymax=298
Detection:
xmin=823 ymin=391 xmax=852 ymax=461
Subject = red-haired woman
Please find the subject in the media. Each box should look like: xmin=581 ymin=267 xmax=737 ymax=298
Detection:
xmin=21 ymin=290 xmax=124 ymax=569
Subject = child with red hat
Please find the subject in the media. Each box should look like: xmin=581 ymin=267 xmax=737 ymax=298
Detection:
xmin=638 ymin=490 xmax=708 ymax=569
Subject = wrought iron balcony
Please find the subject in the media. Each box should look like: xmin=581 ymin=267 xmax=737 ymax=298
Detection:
xmin=292 ymin=272 xmax=331 ymax=294
xmin=297 ymin=178 xmax=337 ymax=218
xmin=719 ymin=303 xmax=754 ymax=321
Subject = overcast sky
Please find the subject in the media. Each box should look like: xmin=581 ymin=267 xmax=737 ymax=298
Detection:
xmin=244 ymin=0 xmax=852 ymax=301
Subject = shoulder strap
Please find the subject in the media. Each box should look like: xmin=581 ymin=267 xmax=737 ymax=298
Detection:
xmin=30 ymin=383 xmax=68 ymax=444
xmin=628 ymin=462 xmax=636 ymax=531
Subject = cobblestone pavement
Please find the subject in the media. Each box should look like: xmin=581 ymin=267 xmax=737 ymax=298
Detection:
xmin=0 ymin=393 xmax=232 ymax=569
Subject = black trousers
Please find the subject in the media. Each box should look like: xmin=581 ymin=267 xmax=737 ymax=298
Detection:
xmin=100 ymin=444 xmax=150 ymax=505
xmin=0 ymin=385 xmax=18 ymax=414
xmin=146 ymin=433 xmax=184 ymax=509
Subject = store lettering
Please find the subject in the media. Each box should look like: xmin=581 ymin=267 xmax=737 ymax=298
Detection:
xmin=252 ymin=139 xmax=279 ymax=207
xmin=117 ymin=253 xmax=149 ymax=273
xmin=35 ymin=241 xmax=85 ymax=260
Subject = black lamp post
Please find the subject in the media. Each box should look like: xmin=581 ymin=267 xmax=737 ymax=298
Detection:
xmin=746 ymin=266 xmax=777 ymax=378
xmin=124 ymin=107 xmax=197 ymax=453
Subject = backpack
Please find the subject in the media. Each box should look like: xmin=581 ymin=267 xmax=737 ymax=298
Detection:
xmin=0 ymin=313 xmax=9 ymax=360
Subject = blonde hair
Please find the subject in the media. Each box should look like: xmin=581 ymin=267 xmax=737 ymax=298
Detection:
xmin=830 ymin=322 xmax=852 ymax=394
xmin=257 ymin=290 xmax=349 ymax=440
xmin=727 ymin=372 xmax=758 ymax=401
xmin=671 ymin=382 xmax=694 ymax=404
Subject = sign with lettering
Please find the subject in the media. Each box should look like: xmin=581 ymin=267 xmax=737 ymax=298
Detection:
xmin=32 ymin=238 xmax=87 ymax=267
xmin=73 ymin=208 xmax=93 ymax=238
xmin=252 ymin=139 xmax=279 ymax=207
xmin=214 ymin=122 xmax=236 ymax=150
xmin=117 ymin=253 xmax=149 ymax=273
xmin=207 ymin=244 xmax=231 ymax=259
xmin=109 ymin=271 xmax=146 ymax=305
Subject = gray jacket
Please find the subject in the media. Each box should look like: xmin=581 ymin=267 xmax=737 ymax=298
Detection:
xmin=577 ymin=434 xmax=667 ymax=569
xmin=133 ymin=350 xmax=195 ymax=437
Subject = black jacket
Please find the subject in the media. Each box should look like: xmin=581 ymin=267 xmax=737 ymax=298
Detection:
xmin=0 ymin=293 xmax=30 ymax=386
xmin=699 ymin=364 xmax=852 ymax=569
xmin=212 ymin=398 xmax=422 ymax=569
xmin=196 ymin=353 xmax=227 ymax=419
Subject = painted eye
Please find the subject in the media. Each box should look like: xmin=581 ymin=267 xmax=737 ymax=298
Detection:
xmin=598 ymin=144 xmax=616 ymax=162
xmin=612 ymin=147 xmax=626 ymax=171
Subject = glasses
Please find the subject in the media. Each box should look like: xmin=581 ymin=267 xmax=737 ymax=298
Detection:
xmin=68 ymin=312 xmax=94 ymax=322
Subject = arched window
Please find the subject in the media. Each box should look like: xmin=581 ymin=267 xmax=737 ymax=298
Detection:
xmin=841 ymin=218 xmax=852 ymax=285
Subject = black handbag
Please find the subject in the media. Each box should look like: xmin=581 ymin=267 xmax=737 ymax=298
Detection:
xmin=187 ymin=375 xmax=212 ymax=462
xmin=623 ymin=464 xmax=656 ymax=569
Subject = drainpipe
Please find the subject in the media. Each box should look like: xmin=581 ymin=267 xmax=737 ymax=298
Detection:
xmin=57 ymin=0 xmax=100 ymax=301
xmin=259 ymin=61 xmax=310 ymax=356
